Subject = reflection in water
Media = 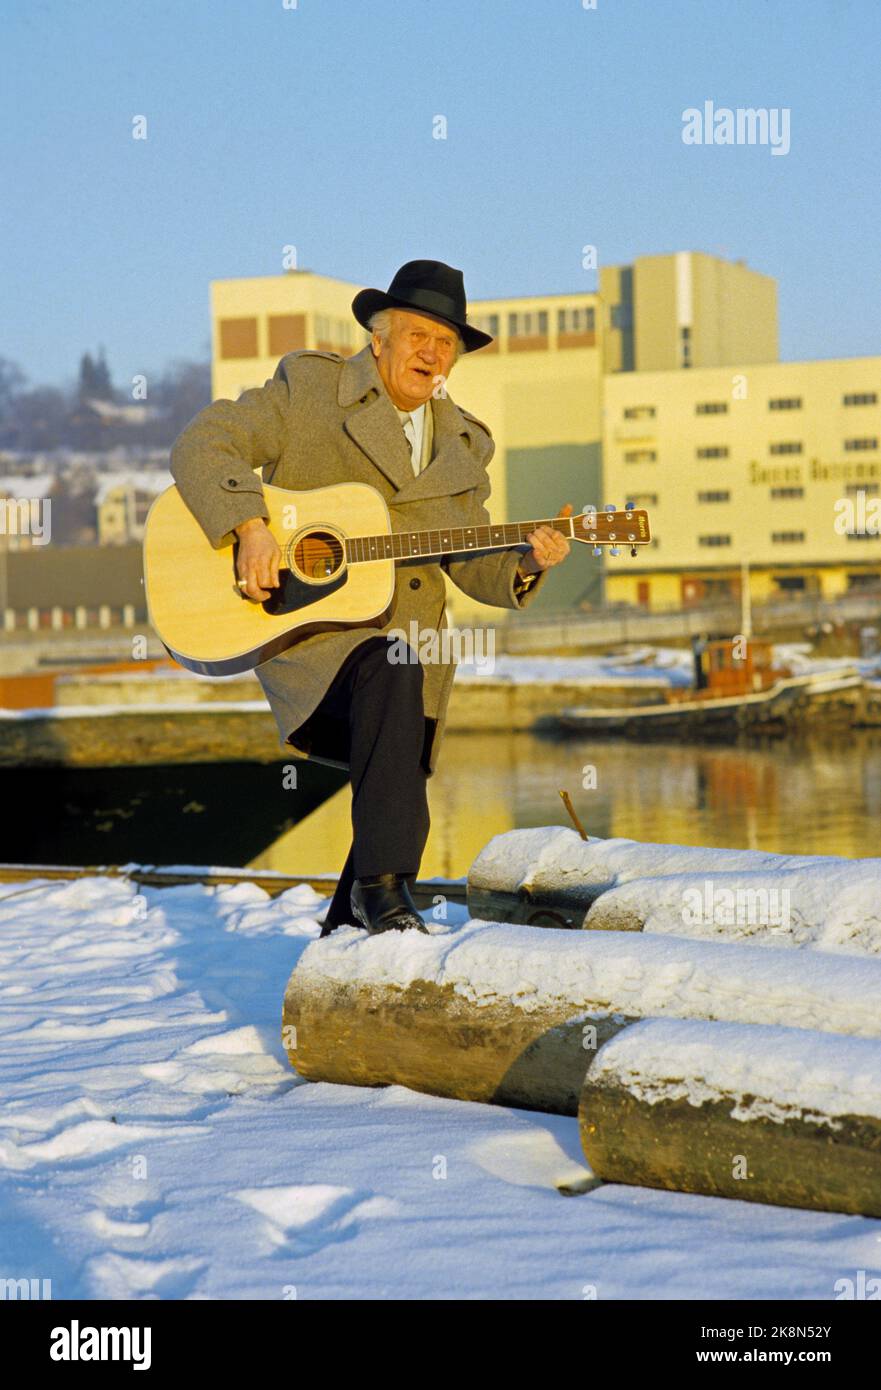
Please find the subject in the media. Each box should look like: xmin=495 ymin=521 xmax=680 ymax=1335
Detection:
xmin=268 ymin=731 xmax=881 ymax=880
xmin=414 ymin=730 xmax=881 ymax=879
xmin=2 ymin=761 xmax=348 ymax=867
xmin=6 ymin=732 xmax=880 ymax=876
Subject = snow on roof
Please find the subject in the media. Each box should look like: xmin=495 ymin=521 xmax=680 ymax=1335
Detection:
xmin=94 ymin=471 xmax=173 ymax=505
xmin=0 ymin=475 xmax=55 ymax=501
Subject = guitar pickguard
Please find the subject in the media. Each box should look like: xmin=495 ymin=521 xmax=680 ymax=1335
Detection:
xmin=261 ymin=567 xmax=349 ymax=616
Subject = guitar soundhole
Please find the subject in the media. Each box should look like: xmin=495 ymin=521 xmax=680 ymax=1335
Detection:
xmin=292 ymin=529 xmax=345 ymax=581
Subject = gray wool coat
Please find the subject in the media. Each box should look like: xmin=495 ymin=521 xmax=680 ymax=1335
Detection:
xmin=169 ymin=344 xmax=549 ymax=775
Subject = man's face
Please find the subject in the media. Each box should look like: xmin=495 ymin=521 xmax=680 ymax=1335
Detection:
xmin=371 ymin=309 xmax=458 ymax=410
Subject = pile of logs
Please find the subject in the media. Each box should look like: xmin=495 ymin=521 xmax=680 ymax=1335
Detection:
xmin=282 ymin=828 xmax=881 ymax=1218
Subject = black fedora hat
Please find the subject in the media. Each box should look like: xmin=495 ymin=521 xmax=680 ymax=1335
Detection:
xmin=352 ymin=259 xmax=493 ymax=352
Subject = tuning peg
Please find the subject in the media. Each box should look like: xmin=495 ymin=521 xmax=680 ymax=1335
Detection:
xmin=605 ymin=503 xmax=616 ymax=513
xmin=625 ymin=502 xmax=635 ymax=512
xmin=592 ymin=546 xmax=602 ymax=557
xmin=609 ymin=547 xmax=621 ymax=557
xmin=630 ymin=547 xmax=638 ymax=557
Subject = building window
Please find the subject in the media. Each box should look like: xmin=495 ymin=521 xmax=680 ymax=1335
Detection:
xmin=696 ymin=402 xmax=728 ymax=415
xmin=314 ymin=316 xmax=354 ymax=349
xmin=696 ymin=446 xmax=729 ymax=459
xmin=557 ymin=306 xmax=595 ymax=334
xmin=508 ymin=310 xmax=548 ymax=337
xmin=769 ymin=397 xmax=802 ymax=410
xmin=844 ymin=438 xmax=879 ymax=451
xmin=771 ymin=531 xmax=805 ymax=544
xmin=845 ymin=484 xmax=878 ymax=496
xmin=843 ymin=392 xmax=878 ymax=406
xmin=219 ymin=317 xmax=259 ymax=359
xmin=268 ymin=314 xmax=306 ymax=355
xmin=611 ymin=303 xmax=632 ymax=330
xmin=769 ymin=442 xmax=803 ymax=454
xmin=698 ymin=490 xmax=730 ymax=503
xmin=469 ymin=313 xmax=499 ymax=351
xmin=623 ymin=405 xmax=656 ymax=419
xmin=507 ymin=310 xmax=548 ymax=350
xmin=473 ymin=313 xmax=499 ymax=337
xmin=770 ymin=486 xmax=804 ymax=499
xmin=846 ymin=532 xmax=879 ymax=541
xmin=625 ymin=493 xmax=658 ymax=507
xmin=698 ymin=534 xmax=731 ymax=547
xmin=624 ymin=449 xmax=657 ymax=463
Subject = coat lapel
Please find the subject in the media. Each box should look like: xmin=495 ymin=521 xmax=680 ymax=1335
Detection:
xmin=338 ymin=347 xmax=486 ymax=502
xmin=339 ymin=348 xmax=414 ymax=493
xmin=394 ymin=391 xmax=486 ymax=502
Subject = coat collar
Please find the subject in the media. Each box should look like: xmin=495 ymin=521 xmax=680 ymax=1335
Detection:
xmin=338 ymin=346 xmax=486 ymax=501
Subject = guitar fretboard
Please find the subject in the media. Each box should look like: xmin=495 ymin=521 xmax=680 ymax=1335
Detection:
xmin=344 ymin=517 xmax=571 ymax=564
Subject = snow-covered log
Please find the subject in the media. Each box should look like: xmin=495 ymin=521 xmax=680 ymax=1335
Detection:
xmin=467 ymin=828 xmax=881 ymax=952
xmin=584 ymin=866 xmax=881 ymax=953
xmin=579 ymin=1019 xmax=881 ymax=1217
xmin=282 ymin=921 xmax=881 ymax=1115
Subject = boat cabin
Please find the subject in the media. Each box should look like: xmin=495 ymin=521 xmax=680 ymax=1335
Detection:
xmin=697 ymin=638 xmax=786 ymax=696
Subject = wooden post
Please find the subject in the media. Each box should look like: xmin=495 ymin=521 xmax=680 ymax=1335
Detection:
xmin=579 ymin=1018 xmax=881 ymax=1217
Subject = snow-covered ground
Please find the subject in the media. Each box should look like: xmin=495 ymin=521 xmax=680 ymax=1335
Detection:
xmin=455 ymin=646 xmax=694 ymax=686
xmin=455 ymin=643 xmax=881 ymax=687
xmin=1 ymin=874 xmax=878 ymax=1300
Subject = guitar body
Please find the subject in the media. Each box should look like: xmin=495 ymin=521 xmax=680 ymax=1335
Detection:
xmin=144 ymin=481 xmax=395 ymax=676
xmin=145 ymin=479 xmax=651 ymax=678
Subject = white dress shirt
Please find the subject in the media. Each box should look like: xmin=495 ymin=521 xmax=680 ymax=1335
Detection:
xmin=394 ymin=402 xmax=428 ymax=475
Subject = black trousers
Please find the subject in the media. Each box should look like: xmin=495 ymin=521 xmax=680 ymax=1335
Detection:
xmin=303 ymin=636 xmax=431 ymax=932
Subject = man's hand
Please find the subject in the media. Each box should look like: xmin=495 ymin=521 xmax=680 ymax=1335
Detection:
xmin=518 ymin=503 xmax=573 ymax=577
xmin=234 ymin=516 xmax=282 ymax=600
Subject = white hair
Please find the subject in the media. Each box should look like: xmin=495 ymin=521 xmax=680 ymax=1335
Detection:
xmin=368 ymin=307 xmax=463 ymax=364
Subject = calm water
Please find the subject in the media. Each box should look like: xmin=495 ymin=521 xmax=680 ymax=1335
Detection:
xmin=420 ymin=730 xmax=881 ymax=877
xmin=5 ymin=731 xmax=880 ymax=873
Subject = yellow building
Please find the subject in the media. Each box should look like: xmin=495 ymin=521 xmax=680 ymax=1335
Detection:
xmin=97 ymin=472 xmax=173 ymax=546
xmin=603 ymin=358 xmax=881 ymax=609
xmin=600 ymin=250 xmax=778 ymax=373
xmin=209 ymin=252 xmax=879 ymax=616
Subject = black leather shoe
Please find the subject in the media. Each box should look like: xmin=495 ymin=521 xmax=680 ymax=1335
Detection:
xmin=350 ymin=874 xmax=429 ymax=935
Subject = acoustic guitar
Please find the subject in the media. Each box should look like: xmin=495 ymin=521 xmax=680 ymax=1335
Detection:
xmin=143 ymin=480 xmax=651 ymax=676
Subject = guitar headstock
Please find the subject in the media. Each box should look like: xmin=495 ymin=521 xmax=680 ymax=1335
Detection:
xmin=571 ymin=503 xmax=652 ymax=557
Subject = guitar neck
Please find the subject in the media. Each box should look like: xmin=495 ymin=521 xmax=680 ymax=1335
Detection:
xmin=344 ymin=516 xmax=573 ymax=564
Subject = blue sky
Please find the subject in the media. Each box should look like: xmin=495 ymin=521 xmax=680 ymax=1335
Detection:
xmin=3 ymin=0 xmax=880 ymax=391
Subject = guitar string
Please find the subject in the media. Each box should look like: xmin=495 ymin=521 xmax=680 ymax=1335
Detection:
xmin=286 ymin=512 xmax=646 ymax=573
